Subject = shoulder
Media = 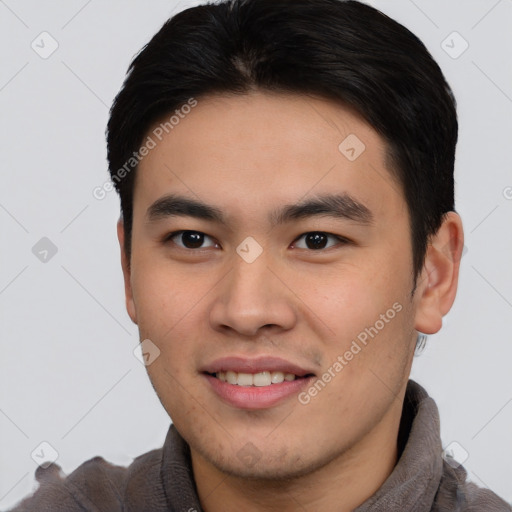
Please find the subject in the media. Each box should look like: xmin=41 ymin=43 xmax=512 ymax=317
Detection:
xmin=434 ymin=459 xmax=512 ymax=512
xmin=8 ymin=448 xmax=165 ymax=512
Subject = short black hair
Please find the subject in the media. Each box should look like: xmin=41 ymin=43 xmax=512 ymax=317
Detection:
xmin=107 ymin=0 xmax=458 ymax=286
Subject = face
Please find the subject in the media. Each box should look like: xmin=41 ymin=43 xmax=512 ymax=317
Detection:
xmin=121 ymin=91 xmax=424 ymax=480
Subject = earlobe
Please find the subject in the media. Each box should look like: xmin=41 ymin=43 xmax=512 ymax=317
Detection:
xmin=117 ymin=219 xmax=138 ymax=324
xmin=414 ymin=212 xmax=464 ymax=335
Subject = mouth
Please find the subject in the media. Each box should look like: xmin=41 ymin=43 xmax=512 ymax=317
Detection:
xmin=204 ymin=370 xmax=315 ymax=387
xmin=200 ymin=356 xmax=317 ymax=409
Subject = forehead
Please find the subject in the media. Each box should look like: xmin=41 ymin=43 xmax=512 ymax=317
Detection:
xmin=134 ymin=91 xmax=406 ymax=226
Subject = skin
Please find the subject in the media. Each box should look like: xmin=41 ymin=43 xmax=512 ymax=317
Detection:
xmin=118 ymin=91 xmax=464 ymax=511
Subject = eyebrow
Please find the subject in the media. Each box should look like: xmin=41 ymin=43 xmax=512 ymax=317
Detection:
xmin=146 ymin=193 xmax=374 ymax=227
xmin=271 ymin=194 xmax=373 ymax=226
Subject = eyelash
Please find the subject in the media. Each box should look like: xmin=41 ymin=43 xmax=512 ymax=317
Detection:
xmin=163 ymin=230 xmax=351 ymax=252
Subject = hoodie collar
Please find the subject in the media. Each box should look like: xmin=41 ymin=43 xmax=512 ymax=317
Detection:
xmin=354 ymin=380 xmax=444 ymax=511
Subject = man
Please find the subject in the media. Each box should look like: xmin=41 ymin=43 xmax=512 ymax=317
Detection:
xmin=10 ymin=0 xmax=511 ymax=510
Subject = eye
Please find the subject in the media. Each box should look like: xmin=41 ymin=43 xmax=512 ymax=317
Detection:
xmin=292 ymin=231 xmax=349 ymax=250
xmin=165 ymin=230 xmax=218 ymax=250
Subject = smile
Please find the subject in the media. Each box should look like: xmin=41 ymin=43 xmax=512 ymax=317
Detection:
xmin=212 ymin=370 xmax=301 ymax=386
xmin=203 ymin=372 xmax=315 ymax=409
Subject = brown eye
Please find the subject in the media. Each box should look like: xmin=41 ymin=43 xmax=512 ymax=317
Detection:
xmin=305 ymin=232 xmax=328 ymax=250
xmin=180 ymin=231 xmax=204 ymax=248
xmin=293 ymin=231 xmax=348 ymax=250
xmin=167 ymin=230 xmax=217 ymax=249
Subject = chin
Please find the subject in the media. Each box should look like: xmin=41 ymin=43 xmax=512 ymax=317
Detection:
xmin=213 ymin=457 xmax=313 ymax=481
xmin=197 ymin=438 xmax=342 ymax=482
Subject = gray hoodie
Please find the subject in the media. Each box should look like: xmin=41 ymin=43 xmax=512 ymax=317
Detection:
xmin=9 ymin=380 xmax=511 ymax=511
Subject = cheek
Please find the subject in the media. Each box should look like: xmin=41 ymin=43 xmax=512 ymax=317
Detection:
xmin=308 ymin=264 xmax=397 ymax=329
xmin=130 ymin=259 xmax=209 ymax=366
xmin=303 ymin=257 xmax=413 ymax=373
xmin=131 ymin=258 xmax=194 ymax=328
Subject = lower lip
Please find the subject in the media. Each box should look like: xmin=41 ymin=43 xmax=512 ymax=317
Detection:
xmin=203 ymin=373 xmax=314 ymax=410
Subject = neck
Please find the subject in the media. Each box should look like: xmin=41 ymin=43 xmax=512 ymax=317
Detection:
xmin=191 ymin=397 xmax=404 ymax=512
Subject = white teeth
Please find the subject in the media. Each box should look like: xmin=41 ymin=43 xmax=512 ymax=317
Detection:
xmin=225 ymin=370 xmax=237 ymax=384
xmin=271 ymin=371 xmax=285 ymax=384
xmin=237 ymin=372 xmax=254 ymax=386
xmin=214 ymin=370 xmax=298 ymax=386
xmin=253 ymin=371 xmax=271 ymax=387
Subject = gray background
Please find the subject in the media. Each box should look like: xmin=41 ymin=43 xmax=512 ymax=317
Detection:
xmin=1 ymin=0 xmax=511 ymax=508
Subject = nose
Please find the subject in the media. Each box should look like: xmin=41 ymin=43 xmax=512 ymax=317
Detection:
xmin=208 ymin=252 xmax=297 ymax=338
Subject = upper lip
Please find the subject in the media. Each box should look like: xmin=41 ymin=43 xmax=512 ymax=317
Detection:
xmin=201 ymin=356 xmax=316 ymax=377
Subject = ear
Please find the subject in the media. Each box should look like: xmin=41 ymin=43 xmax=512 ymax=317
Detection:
xmin=414 ymin=212 xmax=464 ymax=335
xmin=117 ymin=219 xmax=137 ymax=324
